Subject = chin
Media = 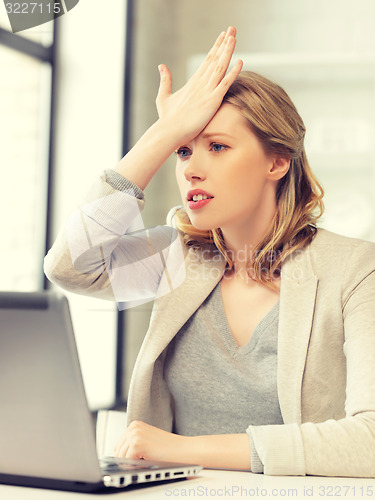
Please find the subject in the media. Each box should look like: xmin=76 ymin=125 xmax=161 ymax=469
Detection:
xmin=188 ymin=215 xmax=218 ymax=232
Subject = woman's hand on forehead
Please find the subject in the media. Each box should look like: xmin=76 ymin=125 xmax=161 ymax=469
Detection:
xmin=156 ymin=26 xmax=243 ymax=148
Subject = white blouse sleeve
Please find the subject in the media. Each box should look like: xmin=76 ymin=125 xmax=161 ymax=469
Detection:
xmin=44 ymin=171 xmax=186 ymax=309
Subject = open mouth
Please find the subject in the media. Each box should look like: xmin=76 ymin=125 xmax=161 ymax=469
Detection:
xmin=187 ymin=192 xmax=214 ymax=210
xmin=189 ymin=194 xmax=213 ymax=202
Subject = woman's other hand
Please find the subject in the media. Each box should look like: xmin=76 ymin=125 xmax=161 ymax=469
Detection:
xmin=156 ymin=26 xmax=243 ymax=147
xmin=114 ymin=420 xmax=251 ymax=470
xmin=114 ymin=420 xmax=188 ymax=463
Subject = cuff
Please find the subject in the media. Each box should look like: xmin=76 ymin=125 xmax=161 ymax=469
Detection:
xmin=105 ymin=169 xmax=145 ymax=200
xmin=247 ymin=428 xmax=264 ymax=473
xmin=248 ymin=423 xmax=306 ymax=476
xmin=78 ymin=171 xmax=146 ymax=236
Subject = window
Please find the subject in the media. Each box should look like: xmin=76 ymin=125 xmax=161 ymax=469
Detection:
xmin=0 ymin=45 xmax=52 ymax=290
xmin=1 ymin=1 xmax=131 ymax=411
xmin=0 ymin=9 xmax=55 ymax=291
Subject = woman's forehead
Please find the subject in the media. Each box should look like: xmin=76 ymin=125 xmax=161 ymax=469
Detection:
xmin=201 ymin=103 xmax=249 ymax=137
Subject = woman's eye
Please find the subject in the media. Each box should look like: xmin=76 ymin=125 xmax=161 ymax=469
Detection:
xmin=210 ymin=143 xmax=228 ymax=153
xmin=175 ymin=147 xmax=191 ymax=159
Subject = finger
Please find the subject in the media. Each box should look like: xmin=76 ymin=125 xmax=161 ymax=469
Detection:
xmin=116 ymin=438 xmax=130 ymax=458
xmin=204 ymin=26 xmax=237 ymax=69
xmin=114 ymin=432 xmax=130 ymax=458
xmin=227 ymin=25 xmax=236 ymax=38
xmin=207 ymin=34 xmax=237 ymax=88
xmin=207 ymin=26 xmax=236 ymax=70
xmin=156 ymin=64 xmax=172 ymax=106
xmin=195 ymin=30 xmax=227 ymax=77
xmin=215 ymin=58 xmax=243 ymax=92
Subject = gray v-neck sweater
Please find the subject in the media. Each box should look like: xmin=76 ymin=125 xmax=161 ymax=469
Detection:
xmin=164 ymin=282 xmax=283 ymax=471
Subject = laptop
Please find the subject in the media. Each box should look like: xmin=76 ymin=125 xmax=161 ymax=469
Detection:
xmin=0 ymin=290 xmax=202 ymax=492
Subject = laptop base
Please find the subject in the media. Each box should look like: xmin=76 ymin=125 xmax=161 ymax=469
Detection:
xmin=0 ymin=473 xmax=105 ymax=493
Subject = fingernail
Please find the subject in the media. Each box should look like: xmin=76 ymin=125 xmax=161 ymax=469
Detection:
xmin=158 ymin=64 xmax=164 ymax=73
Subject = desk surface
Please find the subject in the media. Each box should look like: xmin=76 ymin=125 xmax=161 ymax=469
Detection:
xmin=2 ymin=469 xmax=375 ymax=499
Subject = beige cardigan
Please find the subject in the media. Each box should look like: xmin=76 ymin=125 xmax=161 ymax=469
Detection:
xmin=44 ymin=175 xmax=375 ymax=477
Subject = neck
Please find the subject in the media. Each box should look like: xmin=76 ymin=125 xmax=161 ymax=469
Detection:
xmin=220 ymin=198 xmax=277 ymax=278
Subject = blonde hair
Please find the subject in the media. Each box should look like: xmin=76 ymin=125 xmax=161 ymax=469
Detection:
xmin=175 ymin=71 xmax=324 ymax=288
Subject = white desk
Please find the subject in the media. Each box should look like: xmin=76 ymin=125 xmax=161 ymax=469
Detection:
xmin=1 ymin=469 xmax=375 ymax=499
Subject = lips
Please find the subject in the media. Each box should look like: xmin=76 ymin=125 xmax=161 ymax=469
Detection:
xmin=188 ymin=198 xmax=213 ymax=210
xmin=186 ymin=189 xmax=214 ymax=211
xmin=186 ymin=189 xmax=214 ymax=201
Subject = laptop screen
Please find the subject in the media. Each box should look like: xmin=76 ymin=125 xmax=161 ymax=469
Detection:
xmin=0 ymin=291 xmax=102 ymax=485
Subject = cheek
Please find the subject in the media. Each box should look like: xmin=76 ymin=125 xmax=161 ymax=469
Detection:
xmin=228 ymin=162 xmax=270 ymax=210
xmin=231 ymin=161 xmax=267 ymax=192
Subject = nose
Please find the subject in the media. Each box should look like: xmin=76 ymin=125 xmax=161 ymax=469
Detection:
xmin=183 ymin=151 xmax=206 ymax=182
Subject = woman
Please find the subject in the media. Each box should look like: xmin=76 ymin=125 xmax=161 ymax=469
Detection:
xmin=44 ymin=27 xmax=375 ymax=476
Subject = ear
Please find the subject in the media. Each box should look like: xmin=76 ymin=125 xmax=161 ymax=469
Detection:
xmin=267 ymin=156 xmax=290 ymax=181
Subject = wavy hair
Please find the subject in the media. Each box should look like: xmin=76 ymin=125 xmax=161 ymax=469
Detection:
xmin=174 ymin=71 xmax=324 ymax=288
